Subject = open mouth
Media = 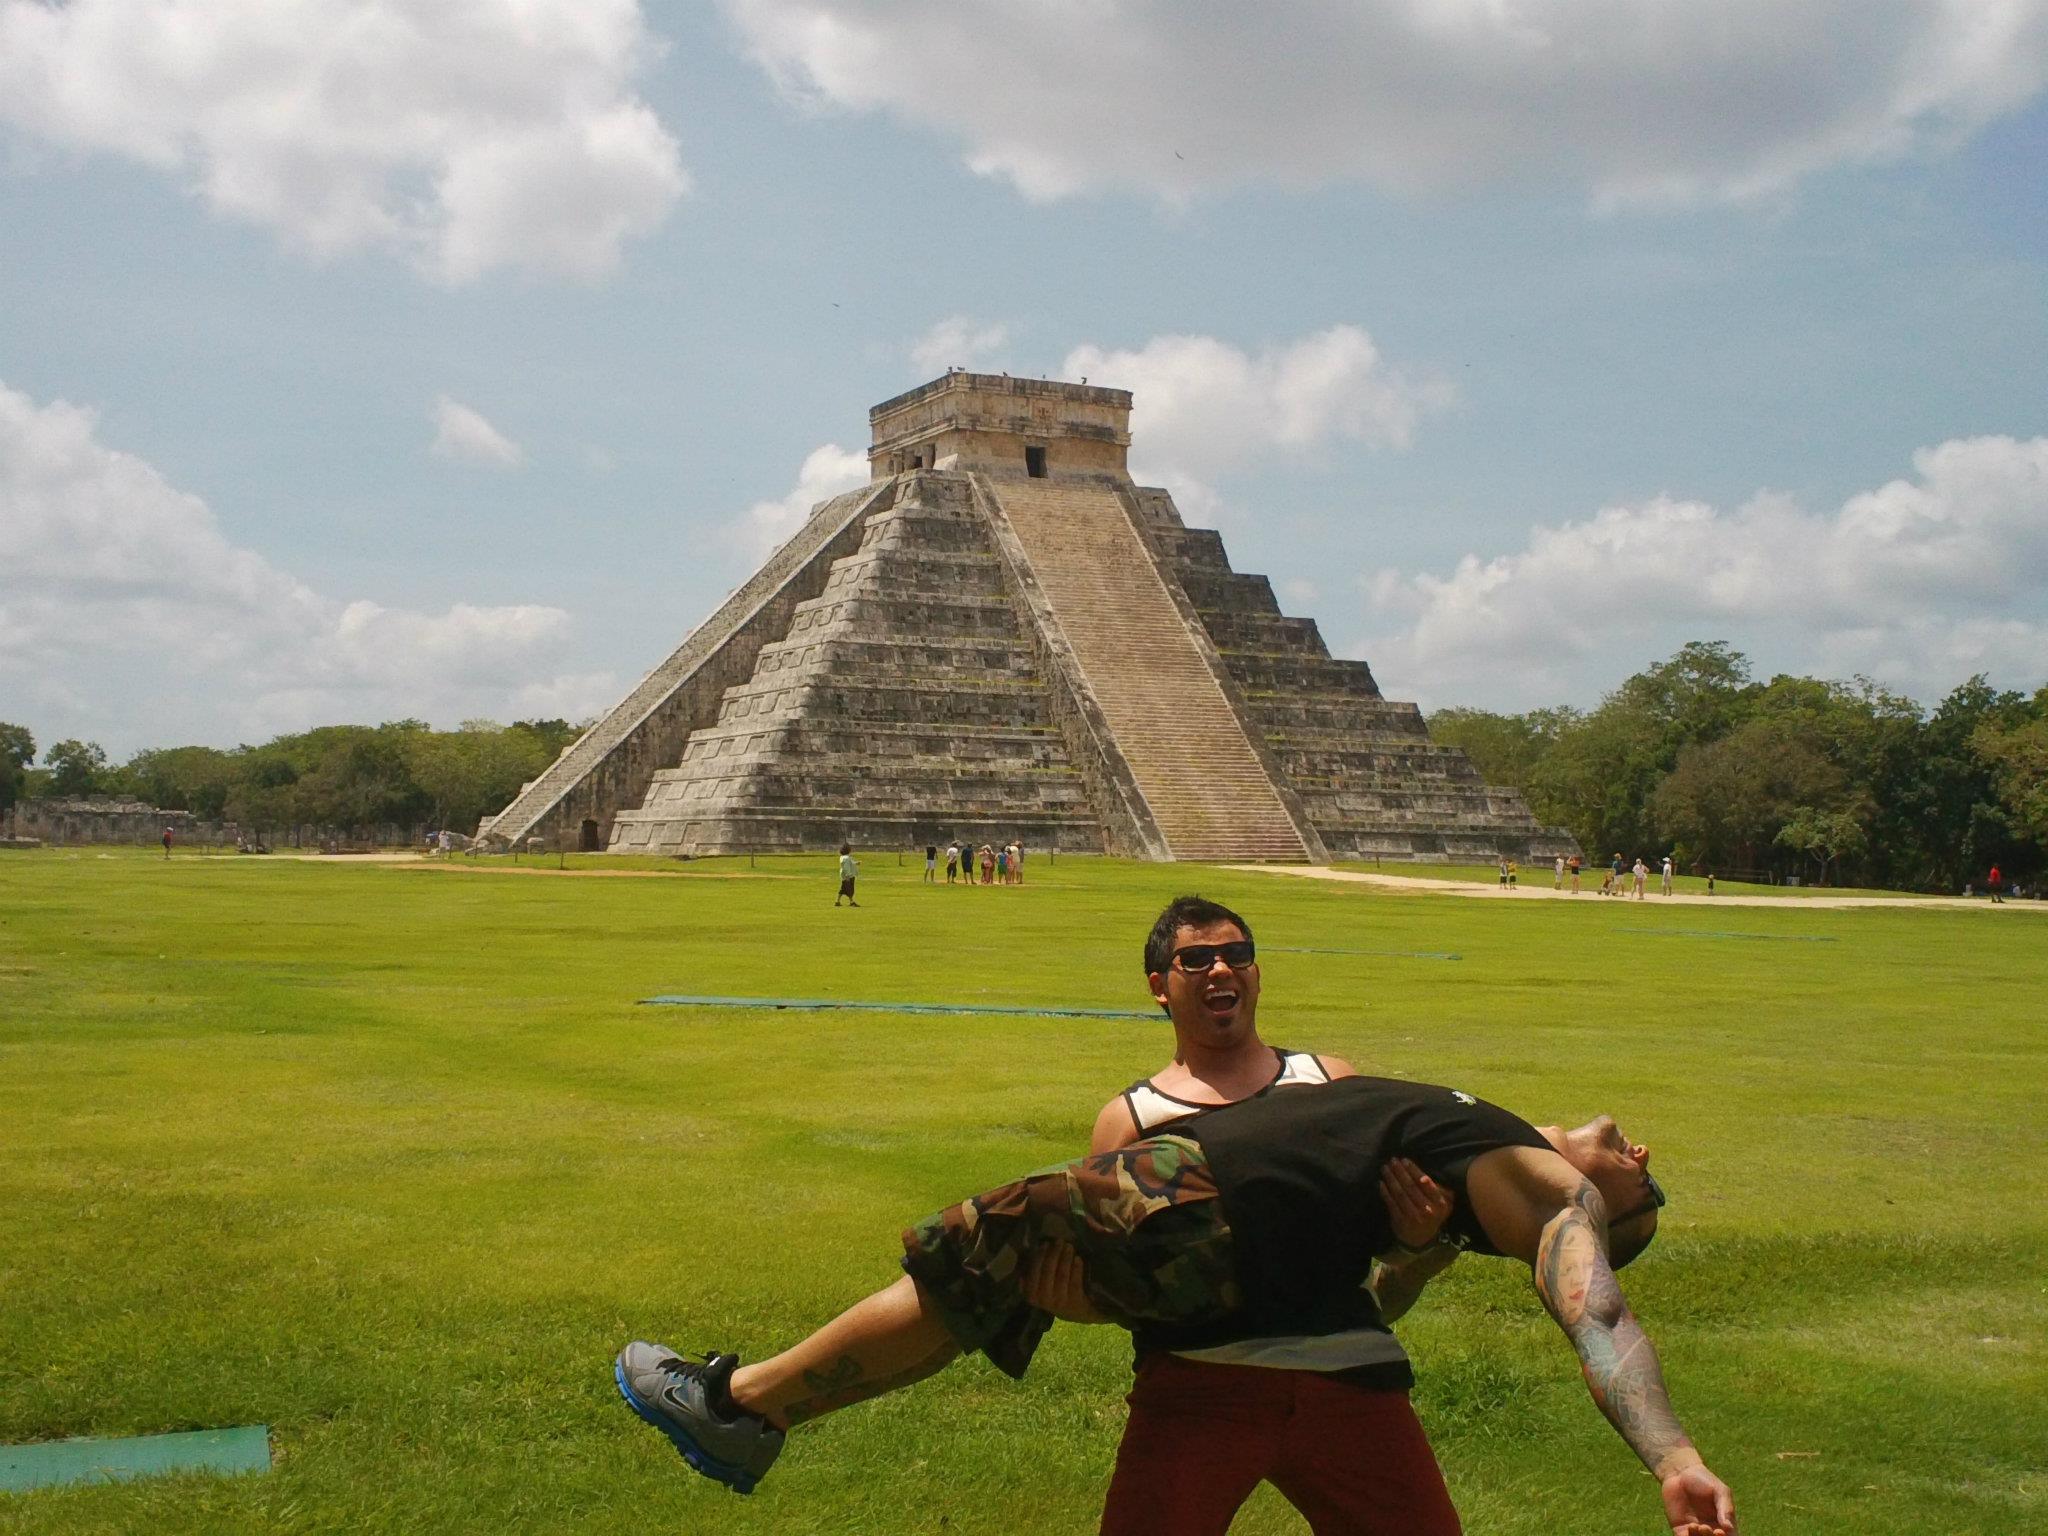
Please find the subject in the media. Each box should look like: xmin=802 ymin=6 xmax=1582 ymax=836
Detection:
xmin=1201 ymin=985 xmax=1240 ymax=1018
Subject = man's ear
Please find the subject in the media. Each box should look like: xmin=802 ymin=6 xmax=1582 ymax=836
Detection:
xmin=1148 ymin=971 xmax=1170 ymax=1011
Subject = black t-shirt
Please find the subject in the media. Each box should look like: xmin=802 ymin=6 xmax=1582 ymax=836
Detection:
xmin=1179 ymin=1076 xmax=1550 ymax=1343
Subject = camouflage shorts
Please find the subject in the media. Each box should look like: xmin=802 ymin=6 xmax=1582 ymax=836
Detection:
xmin=900 ymin=1136 xmax=1240 ymax=1379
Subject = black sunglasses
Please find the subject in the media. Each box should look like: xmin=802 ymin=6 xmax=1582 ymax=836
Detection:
xmin=1169 ymin=940 xmax=1257 ymax=973
xmin=1615 ymin=1170 xmax=1669 ymax=1228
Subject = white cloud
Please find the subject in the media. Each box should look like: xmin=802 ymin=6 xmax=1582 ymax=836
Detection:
xmin=510 ymin=670 xmax=620 ymax=724
xmin=0 ymin=379 xmax=592 ymax=747
xmin=723 ymin=1 xmax=2048 ymax=205
xmin=1357 ymin=434 xmax=2048 ymax=708
xmin=0 ymin=0 xmax=687 ymax=282
xmin=910 ymin=315 xmax=1013 ymax=375
xmin=1062 ymin=326 xmax=1449 ymax=512
xmin=431 ymin=396 xmax=525 ymax=469
xmin=727 ymin=442 xmax=870 ymax=559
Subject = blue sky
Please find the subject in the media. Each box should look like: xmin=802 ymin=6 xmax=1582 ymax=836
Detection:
xmin=4 ymin=0 xmax=2046 ymax=757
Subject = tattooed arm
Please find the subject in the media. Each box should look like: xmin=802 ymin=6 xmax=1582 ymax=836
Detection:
xmin=1467 ymin=1147 xmax=1738 ymax=1536
xmin=1534 ymin=1185 xmax=1696 ymax=1460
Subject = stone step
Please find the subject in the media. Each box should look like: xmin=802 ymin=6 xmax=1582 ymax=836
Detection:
xmin=1221 ymin=655 xmax=1385 ymax=699
xmin=1174 ymin=571 xmax=1283 ymax=615
xmin=786 ymin=593 xmax=1025 ymax=640
xmin=714 ymin=680 xmax=1055 ymax=729
xmin=823 ymin=547 xmax=1009 ymax=599
xmin=656 ymin=783 xmax=1095 ymax=814
xmin=611 ymin=807 xmax=1104 ymax=857
xmin=1197 ymin=611 xmax=1330 ymax=656
xmin=986 ymin=479 xmax=1308 ymax=862
xmin=1251 ymin=702 xmax=1450 ymax=735
xmin=751 ymin=637 xmax=1042 ymax=683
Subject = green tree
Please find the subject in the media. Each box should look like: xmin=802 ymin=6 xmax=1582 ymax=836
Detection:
xmin=122 ymin=745 xmax=238 ymax=819
xmin=0 ymin=722 xmax=33 ymax=814
xmin=1774 ymin=806 xmax=1869 ymax=886
xmin=1648 ymin=715 xmax=1843 ymax=873
xmin=1971 ymin=687 xmax=2048 ymax=854
xmin=404 ymin=724 xmax=552 ymax=832
xmin=1883 ymin=677 xmax=2027 ymax=889
xmin=1427 ymin=705 xmax=1580 ymax=793
xmin=290 ymin=725 xmax=429 ymax=830
xmin=1519 ymin=642 xmax=1760 ymax=857
xmin=224 ymin=749 xmax=301 ymax=835
xmin=45 ymin=739 xmax=109 ymax=797
xmin=512 ymin=718 xmax=582 ymax=759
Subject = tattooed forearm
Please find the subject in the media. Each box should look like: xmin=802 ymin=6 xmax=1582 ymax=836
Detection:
xmin=778 ymin=1342 xmax=961 ymax=1426
xmin=1533 ymin=1182 xmax=1695 ymax=1478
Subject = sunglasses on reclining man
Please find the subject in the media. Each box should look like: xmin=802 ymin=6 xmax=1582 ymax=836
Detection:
xmin=1614 ymin=1170 xmax=1669 ymax=1227
xmin=1168 ymin=940 xmax=1257 ymax=973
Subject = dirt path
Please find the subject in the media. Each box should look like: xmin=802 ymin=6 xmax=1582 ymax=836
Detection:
xmin=1225 ymin=864 xmax=2046 ymax=913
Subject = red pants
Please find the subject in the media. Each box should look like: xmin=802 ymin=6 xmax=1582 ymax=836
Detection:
xmin=1099 ymin=1355 xmax=1461 ymax=1536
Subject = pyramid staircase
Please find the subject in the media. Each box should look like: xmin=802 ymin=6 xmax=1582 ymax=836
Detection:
xmin=981 ymin=479 xmax=1314 ymax=862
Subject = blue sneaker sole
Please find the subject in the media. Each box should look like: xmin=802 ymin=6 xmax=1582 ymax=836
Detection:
xmin=614 ymin=1358 xmax=760 ymax=1495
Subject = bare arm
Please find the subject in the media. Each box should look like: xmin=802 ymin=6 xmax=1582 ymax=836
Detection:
xmin=1468 ymin=1148 xmax=1737 ymax=1535
xmin=1089 ymin=1095 xmax=1140 ymax=1154
xmin=1534 ymin=1182 xmax=1694 ymax=1477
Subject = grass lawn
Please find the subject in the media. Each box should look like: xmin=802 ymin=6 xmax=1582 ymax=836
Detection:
xmin=2 ymin=848 xmax=2043 ymax=1533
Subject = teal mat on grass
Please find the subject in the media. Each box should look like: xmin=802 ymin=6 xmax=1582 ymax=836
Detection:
xmin=1 ymin=1426 xmax=270 ymax=1492
xmin=642 ymin=994 xmax=1156 ymax=1019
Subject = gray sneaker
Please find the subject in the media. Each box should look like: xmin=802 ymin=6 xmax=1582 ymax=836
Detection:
xmin=614 ymin=1341 xmax=785 ymax=1494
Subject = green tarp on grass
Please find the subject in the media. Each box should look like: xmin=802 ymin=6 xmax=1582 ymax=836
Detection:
xmin=1 ymin=1426 xmax=270 ymax=1493
xmin=642 ymin=994 xmax=1157 ymax=1019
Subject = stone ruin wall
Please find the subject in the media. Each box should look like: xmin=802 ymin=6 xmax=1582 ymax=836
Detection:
xmin=4 ymin=797 xmax=428 ymax=849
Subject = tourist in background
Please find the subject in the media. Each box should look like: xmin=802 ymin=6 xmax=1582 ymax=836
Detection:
xmin=835 ymin=843 xmax=859 ymax=907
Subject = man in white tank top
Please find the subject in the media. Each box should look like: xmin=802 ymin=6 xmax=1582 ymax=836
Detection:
xmin=1035 ymin=895 xmax=1466 ymax=1536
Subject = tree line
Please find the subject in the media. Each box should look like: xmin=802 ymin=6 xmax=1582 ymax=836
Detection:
xmin=6 ymin=640 xmax=2044 ymax=887
xmin=0 ymin=719 xmax=584 ymax=837
xmin=1429 ymin=641 xmax=2047 ymax=890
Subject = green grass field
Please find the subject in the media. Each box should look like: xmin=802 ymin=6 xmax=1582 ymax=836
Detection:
xmin=2 ymin=849 xmax=2043 ymax=1534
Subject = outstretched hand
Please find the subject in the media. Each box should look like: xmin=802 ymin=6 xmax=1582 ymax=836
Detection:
xmin=1022 ymin=1241 xmax=1107 ymax=1323
xmin=1379 ymin=1157 xmax=1455 ymax=1251
xmin=1661 ymin=1463 xmax=1738 ymax=1535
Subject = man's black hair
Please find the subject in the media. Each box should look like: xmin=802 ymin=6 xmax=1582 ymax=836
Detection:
xmin=1143 ymin=895 xmax=1254 ymax=979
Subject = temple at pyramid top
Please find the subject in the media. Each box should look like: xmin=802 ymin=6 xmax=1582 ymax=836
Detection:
xmin=869 ymin=372 xmax=1134 ymax=481
xmin=480 ymin=373 xmax=1576 ymax=865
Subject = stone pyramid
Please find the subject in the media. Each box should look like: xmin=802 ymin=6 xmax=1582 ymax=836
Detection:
xmin=480 ymin=373 xmax=1575 ymax=864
